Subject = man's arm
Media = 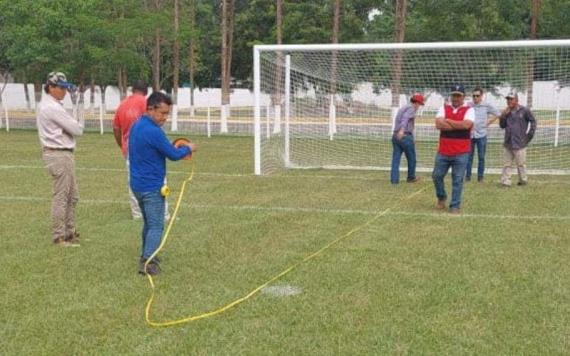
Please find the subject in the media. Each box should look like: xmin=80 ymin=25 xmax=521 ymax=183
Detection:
xmin=499 ymin=108 xmax=510 ymax=129
xmin=153 ymin=129 xmax=192 ymax=161
xmin=526 ymin=108 xmax=537 ymax=142
xmin=486 ymin=103 xmax=501 ymax=127
xmin=434 ymin=105 xmax=452 ymax=131
xmin=51 ymin=105 xmax=84 ymax=136
xmin=113 ymin=127 xmax=122 ymax=148
xmin=445 ymin=119 xmax=473 ymax=130
xmin=435 ymin=117 xmax=453 ymax=130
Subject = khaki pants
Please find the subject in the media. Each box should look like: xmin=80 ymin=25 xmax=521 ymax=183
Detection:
xmin=125 ymin=157 xmax=142 ymax=219
xmin=43 ymin=150 xmax=79 ymax=241
xmin=501 ymin=147 xmax=527 ymax=186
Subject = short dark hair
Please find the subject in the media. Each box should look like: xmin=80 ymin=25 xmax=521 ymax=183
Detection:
xmin=147 ymin=91 xmax=172 ymax=109
xmin=473 ymin=87 xmax=483 ymax=94
xmin=132 ymin=80 xmax=148 ymax=95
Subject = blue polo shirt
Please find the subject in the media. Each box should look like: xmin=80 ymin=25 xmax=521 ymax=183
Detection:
xmin=128 ymin=115 xmax=191 ymax=192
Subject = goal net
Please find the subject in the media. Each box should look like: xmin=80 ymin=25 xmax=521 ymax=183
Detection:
xmin=254 ymin=40 xmax=570 ymax=175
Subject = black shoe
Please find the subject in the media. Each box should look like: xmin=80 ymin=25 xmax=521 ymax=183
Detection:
xmin=465 ymin=176 xmax=471 ymax=182
xmin=477 ymin=177 xmax=484 ymax=182
xmin=139 ymin=258 xmax=160 ymax=276
xmin=517 ymin=181 xmax=528 ymax=186
xmin=406 ymin=177 xmax=419 ymax=183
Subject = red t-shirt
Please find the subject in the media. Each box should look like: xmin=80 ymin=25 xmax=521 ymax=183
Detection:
xmin=113 ymin=94 xmax=147 ymax=157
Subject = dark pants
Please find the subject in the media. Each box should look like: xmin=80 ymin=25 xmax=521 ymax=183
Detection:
xmin=390 ymin=134 xmax=416 ymax=184
xmin=432 ymin=153 xmax=469 ymax=210
xmin=466 ymin=137 xmax=487 ymax=180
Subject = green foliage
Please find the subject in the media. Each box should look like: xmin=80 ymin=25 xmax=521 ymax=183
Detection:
xmin=0 ymin=0 xmax=569 ymax=91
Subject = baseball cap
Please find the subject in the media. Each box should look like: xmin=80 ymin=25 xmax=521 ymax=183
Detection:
xmin=46 ymin=71 xmax=74 ymax=89
xmin=505 ymin=91 xmax=518 ymax=99
xmin=450 ymin=84 xmax=465 ymax=95
xmin=411 ymin=93 xmax=425 ymax=105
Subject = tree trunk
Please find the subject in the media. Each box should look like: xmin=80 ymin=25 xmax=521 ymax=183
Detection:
xmin=221 ymin=0 xmax=235 ymax=105
xmin=152 ymin=0 xmax=162 ymax=92
xmin=117 ymin=67 xmax=128 ymax=100
xmin=273 ymin=0 xmax=284 ymax=106
xmin=391 ymin=0 xmax=407 ymax=108
xmin=189 ymin=40 xmax=196 ymax=112
xmin=330 ymin=0 xmax=341 ymax=98
xmin=100 ymin=85 xmax=107 ymax=114
xmin=527 ymin=0 xmax=541 ymax=108
xmin=172 ymin=0 xmax=180 ymax=104
xmin=33 ymin=82 xmax=42 ymax=107
xmin=89 ymin=77 xmax=95 ymax=113
xmin=23 ymin=76 xmax=32 ymax=111
xmin=187 ymin=0 xmax=196 ymax=115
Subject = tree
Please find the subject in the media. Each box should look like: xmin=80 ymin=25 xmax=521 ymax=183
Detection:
xmin=391 ymin=0 xmax=406 ymax=107
xmin=330 ymin=0 xmax=341 ymax=97
xmin=221 ymin=0 xmax=235 ymax=106
xmin=527 ymin=0 xmax=541 ymax=107
xmin=172 ymin=0 xmax=180 ymax=104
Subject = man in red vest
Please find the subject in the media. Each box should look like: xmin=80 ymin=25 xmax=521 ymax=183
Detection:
xmin=432 ymin=84 xmax=475 ymax=214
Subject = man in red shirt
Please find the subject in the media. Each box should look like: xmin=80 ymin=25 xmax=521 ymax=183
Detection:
xmin=113 ymin=80 xmax=148 ymax=219
xmin=432 ymin=84 xmax=475 ymax=214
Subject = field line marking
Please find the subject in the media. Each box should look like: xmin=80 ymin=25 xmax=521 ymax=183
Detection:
xmin=1 ymin=195 xmax=569 ymax=221
xmin=1 ymin=164 xmax=570 ymax=183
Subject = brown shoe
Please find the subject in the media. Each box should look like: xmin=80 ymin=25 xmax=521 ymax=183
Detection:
xmin=65 ymin=232 xmax=80 ymax=244
xmin=53 ymin=236 xmax=79 ymax=247
xmin=450 ymin=208 xmax=461 ymax=215
xmin=436 ymin=199 xmax=446 ymax=210
xmin=406 ymin=177 xmax=419 ymax=183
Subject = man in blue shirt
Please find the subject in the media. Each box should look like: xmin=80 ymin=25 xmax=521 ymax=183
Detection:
xmin=128 ymin=92 xmax=197 ymax=275
xmin=466 ymin=87 xmax=500 ymax=182
xmin=390 ymin=93 xmax=424 ymax=184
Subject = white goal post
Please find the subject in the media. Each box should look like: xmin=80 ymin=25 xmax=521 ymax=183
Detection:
xmin=254 ymin=39 xmax=570 ymax=175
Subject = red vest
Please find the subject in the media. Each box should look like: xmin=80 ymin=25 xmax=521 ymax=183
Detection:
xmin=438 ymin=104 xmax=471 ymax=156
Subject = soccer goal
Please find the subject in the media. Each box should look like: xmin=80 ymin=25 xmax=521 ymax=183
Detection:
xmin=253 ymin=40 xmax=570 ymax=175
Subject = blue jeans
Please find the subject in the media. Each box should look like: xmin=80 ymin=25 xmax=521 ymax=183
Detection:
xmin=432 ymin=153 xmax=469 ymax=209
xmin=391 ymin=134 xmax=417 ymax=184
xmin=466 ymin=137 xmax=487 ymax=179
xmin=133 ymin=190 xmax=165 ymax=259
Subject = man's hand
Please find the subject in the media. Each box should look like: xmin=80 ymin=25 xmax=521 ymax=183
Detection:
xmin=186 ymin=142 xmax=198 ymax=153
xmin=396 ymin=129 xmax=404 ymax=140
xmin=435 ymin=117 xmax=452 ymax=130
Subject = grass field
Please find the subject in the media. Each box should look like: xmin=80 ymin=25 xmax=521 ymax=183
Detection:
xmin=1 ymin=130 xmax=570 ymax=355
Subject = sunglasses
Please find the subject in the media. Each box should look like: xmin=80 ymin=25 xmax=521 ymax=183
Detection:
xmin=472 ymin=94 xmax=481 ymax=98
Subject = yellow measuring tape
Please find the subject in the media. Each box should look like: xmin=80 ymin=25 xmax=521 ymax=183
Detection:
xmin=144 ymin=165 xmax=427 ymax=327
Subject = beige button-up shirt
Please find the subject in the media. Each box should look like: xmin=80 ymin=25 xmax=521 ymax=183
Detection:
xmin=37 ymin=94 xmax=84 ymax=149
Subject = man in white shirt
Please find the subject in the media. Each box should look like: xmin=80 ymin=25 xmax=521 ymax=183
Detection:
xmin=37 ymin=72 xmax=84 ymax=246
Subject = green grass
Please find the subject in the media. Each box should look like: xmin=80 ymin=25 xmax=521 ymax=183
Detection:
xmin=1 ymin=130 xmax=570 ymax=355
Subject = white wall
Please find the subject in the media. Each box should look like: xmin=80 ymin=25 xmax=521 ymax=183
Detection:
xmin=0 ymin=84 xmax=272 ymax=110
xmin=1 ymin=81 xmax=569 ymax=110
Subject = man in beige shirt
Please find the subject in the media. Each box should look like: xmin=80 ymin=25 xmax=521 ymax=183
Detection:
xmin=37 ymin=72 xmax=84 ymax=246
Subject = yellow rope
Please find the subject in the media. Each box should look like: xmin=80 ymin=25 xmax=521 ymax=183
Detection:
xmin=144 ymin=165 xmax=427 ymax=327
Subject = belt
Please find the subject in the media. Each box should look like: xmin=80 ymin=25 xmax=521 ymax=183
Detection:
xmin=43 ymin=147 xmax=74 ymax=153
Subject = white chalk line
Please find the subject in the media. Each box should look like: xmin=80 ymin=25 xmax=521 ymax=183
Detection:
xmin=1 ymin=195 xmax=569 ymax=221
xmin=0 ymin=164 xmax=569 ymax=184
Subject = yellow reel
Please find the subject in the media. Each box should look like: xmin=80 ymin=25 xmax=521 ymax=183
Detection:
xmin=160 ymin=185 xmax=170 ymax=197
